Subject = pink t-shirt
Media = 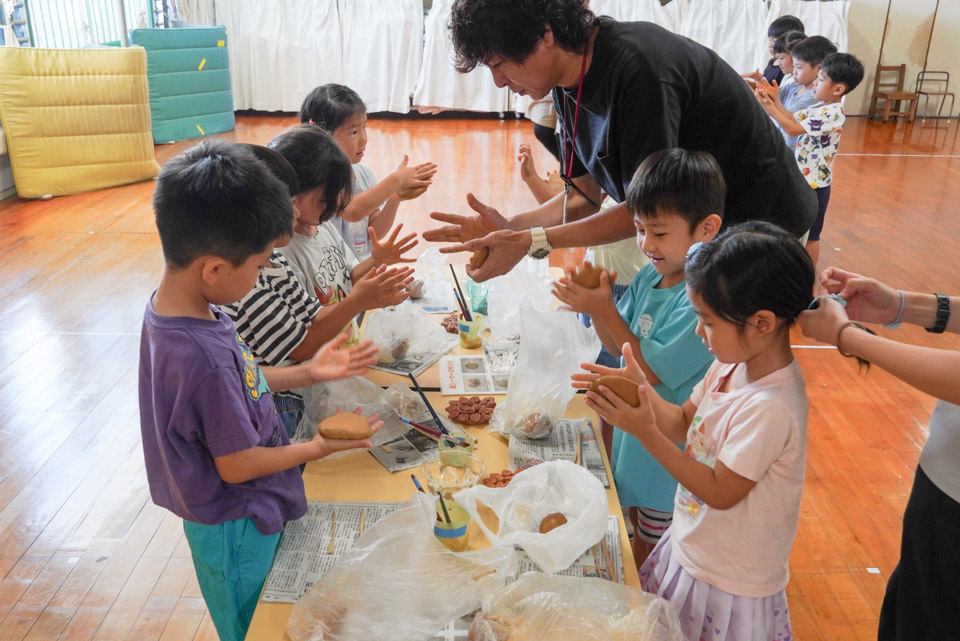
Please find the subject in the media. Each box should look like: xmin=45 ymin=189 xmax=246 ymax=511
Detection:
xmin=671 ymin=359 xmax=808 ymax=597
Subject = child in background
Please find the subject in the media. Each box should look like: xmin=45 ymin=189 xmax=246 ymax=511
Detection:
xmin=269 ymin=125 xmax=417 ymax=345
xmin=299 ymin=84 xmax=437 ymax=260
xmin=756 ymin=35 xmax=837 ymax=150
xmin=139 ymin=140 xmax=380 ymax=641
xmin=222 ymin=144 xmax=363 ymax=438
xmin=757 ymin=52 xmax=864 ymax=269
xmin=742 ymin=14 xmax=805 ymax=88
xmin=553 ymin=149 xmax=722 ymax=565
xmin=576 ymin=221 xmax=814 ymax=641
xmin=762 ymin=30 xmax=817 ymax=148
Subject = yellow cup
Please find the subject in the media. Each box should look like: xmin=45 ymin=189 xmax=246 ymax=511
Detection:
xmin=458 ymin=312 xmax=484 ymax=349
xmin=434 ymin=499 xmax=471 ymax=552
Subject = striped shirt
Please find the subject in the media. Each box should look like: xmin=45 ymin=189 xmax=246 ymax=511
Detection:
xmin=221 ymin=252 xmax=321 ymax=399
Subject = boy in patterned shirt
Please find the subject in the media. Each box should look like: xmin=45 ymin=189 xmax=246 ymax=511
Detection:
xmin=757 ymin=52 xmax=864 ymax=268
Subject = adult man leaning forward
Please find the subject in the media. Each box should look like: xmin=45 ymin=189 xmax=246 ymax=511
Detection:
xmin=424 ymin=0 xmax=817 ymax=280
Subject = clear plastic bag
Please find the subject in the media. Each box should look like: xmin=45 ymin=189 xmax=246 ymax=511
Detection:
xmin=382 ymin=382 xmax=432 ymax=423
xmin=364 ymin=305 xmax=449 ymax=365
xmin=485 ymin=256 xmax=553 ymax=330
xmin=452 ymin=460 xmax=608 ymax=574
xmin=488 ymin=308 xmax=601 ymax=439
xmin=469 ymin=572 xmax=685 ymax=641
xmin=406 ymin=247 xmax=457 ymax=312
xmin=287 ymin=494 xmax=517 ymax=641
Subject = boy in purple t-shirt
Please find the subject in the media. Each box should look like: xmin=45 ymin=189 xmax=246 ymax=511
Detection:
xmin=139 ymin=140 xmax=379 ymax=641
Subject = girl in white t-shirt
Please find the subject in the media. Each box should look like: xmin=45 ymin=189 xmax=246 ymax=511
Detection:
xmin=575 ymin=221 xmax=814 ymax=641
xmin=269 ymin=125 xmax=417 ymax=345
xmin=299 ymin=84 xmax=437 ymax=260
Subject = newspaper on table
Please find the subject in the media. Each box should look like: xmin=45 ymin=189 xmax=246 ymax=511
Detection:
xmin=370 ymin=415 xmax=473 ymax=473
xmin=262 ymin=501 xmax=398 ymax=603
xmin=369 ymin=332 xmax=458 ymax=377
xmin=508 ymin=418 xmax=609 ymax=487
xmin=407 ymin=289 xmax=458 ymax=314
xmin=438 ymin=354 xmax=510 ymax=396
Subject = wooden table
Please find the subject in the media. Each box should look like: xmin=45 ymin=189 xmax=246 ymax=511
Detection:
xmin=245 ymin=392 xmax=638 ymax=640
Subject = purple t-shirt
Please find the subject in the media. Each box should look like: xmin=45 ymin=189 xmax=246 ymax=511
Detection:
xmin=138 ymin=297 xmax=307 ymax=535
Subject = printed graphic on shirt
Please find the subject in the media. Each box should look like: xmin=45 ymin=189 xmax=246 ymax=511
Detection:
xmin=795 ymin=103 xmax=844 ymax=189
xmin=310 ymin=245 xmax=351 ymax=305
xmin=676 ymin=414 xmax=714 ymax=516
xmin=237 ymin=333 xmax=270 ymax=401
xmin=637 ymin=313 xmax=654 ymax=339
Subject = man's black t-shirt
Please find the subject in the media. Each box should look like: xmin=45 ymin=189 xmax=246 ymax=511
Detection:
xmin=553 ymin=18 xmax=816 ymax=237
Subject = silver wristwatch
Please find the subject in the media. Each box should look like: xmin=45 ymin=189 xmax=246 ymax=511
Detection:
xmin=527 ymin=226 xmax=552 ymax=259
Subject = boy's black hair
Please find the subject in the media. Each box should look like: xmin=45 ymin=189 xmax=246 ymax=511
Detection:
xmin=773 ymin=30 xmax=805 ymax=55
xmin=238 ymin=143 xmax=299 ymax=196
xmin=449 ymin=0 xmax=595 ymax=73
xmin=789 ymin=35 xmax=838 ymax=66
xmin=821 ymin=52 xmax=865 ymax=95
xmin=768 ymin=15 xmax=804 ymax=39
xmin=298 ymin=84 xmax=366 ymax=132
xmin=153 ymin=139 xmax=293 ymax=270
xmin=626 ymin=148 xmax=726 ymax=232
xmin=268 ymin=125 xmax=353 ymax=225
xmin=685 ymin=221 xmax=814 ymax=330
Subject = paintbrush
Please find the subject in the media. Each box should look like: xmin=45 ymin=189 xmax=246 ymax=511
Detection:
xmin=407 ymin=372 xmax=450 ymax=435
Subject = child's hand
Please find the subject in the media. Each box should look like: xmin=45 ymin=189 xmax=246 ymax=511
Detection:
xmin=391 ymin=155 xmax=437 ymax=193
xmin=351 ymin=264 xmax=415 ymax=310
xmin=819 ymin=266 xmax=903 ymax=325
xmin=797 ymin=296 xmax=849 ymax=346
xmin=571 ymin=342 xmax=649 ymax=390
xmin=307 ymin=335 xmax=379 ymax=382
xmin=311 ymin=409 xmax=383 ymax=457
xmin=585 ymin=380 xmax=659 ymax=444
xmin=755 ymin=77 xmax=779 ymax=101
xmin=551 ymin=269 xmax=616 ymax=315
xmin=517 ymin=144 xmax=539 ymax=183
xmin=754 ymin=86 xmax=776 ymax=113
xmin=371 ymin=223 xmax=418 ymax=266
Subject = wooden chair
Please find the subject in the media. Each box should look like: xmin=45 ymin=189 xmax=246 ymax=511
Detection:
xmin=916 ymin=71 xmax=955 ymax=122
xmin=868 ymin=64 xmax=918 ymax=123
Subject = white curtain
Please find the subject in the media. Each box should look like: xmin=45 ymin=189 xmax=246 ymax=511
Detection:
xmin=216 ymin=0 xmax=342 ymax=112
xmin=768 ymin=0 xmax=850 ymax=53
xmin=676 ymin=0 xmax=770 ymax=75
xmin=412 ymin=0 xmax=511 ymax=113
xmin=340 ymin=0 xmax=423 ymax=113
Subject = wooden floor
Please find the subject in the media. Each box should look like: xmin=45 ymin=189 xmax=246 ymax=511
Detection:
xmin=0 ymin=113 xmax=957 ymax=641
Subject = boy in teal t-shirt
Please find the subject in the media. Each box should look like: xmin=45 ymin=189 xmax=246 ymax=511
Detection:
xmin=553 ymin=148 xmax=723 ymax=566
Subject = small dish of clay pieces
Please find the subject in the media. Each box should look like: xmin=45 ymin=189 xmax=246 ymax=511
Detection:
xmin=446 ymin=396 xmax=496 ymax=424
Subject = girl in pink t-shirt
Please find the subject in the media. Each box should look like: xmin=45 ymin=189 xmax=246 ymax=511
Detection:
xmin=576 ymin=221 xmax=814 ymax=641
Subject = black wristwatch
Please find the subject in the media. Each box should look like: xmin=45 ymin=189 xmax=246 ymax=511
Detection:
xmin=926 ymin=293 xmax=950 ymax=334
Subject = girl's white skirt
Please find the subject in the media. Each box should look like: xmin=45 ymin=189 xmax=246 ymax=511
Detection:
xmin=639 ymin=530 xmax=794 ymax=641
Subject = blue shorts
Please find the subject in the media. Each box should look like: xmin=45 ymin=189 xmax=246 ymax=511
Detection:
xmin=183 ymin=518 xmax=281 ymax=641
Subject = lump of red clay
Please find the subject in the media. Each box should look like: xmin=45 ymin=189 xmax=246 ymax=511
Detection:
xmin=470 ymin=247 xmax=489 ymax=269
xmin=570 ymin=262 xmax=603 ymax=288
xmin=539 ymin=512 xmax=568 ymax=534
xmin=317 ymin=413 xmax=373 ymax=440
xmin=589 ymin=375 xmax=641 ymax=407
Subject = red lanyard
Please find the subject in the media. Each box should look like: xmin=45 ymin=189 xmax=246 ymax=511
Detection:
xmin=562 ymin=50 xmax=589 ymax=180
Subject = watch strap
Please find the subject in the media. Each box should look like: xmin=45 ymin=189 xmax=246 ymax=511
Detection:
xmin=925 ymin=293 xmax=950 ymax=334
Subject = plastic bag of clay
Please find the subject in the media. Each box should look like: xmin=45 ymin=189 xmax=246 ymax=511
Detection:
xmin=453 ymin=460 xmax=607 ymax=574
xmin=469 ymin=572 xmax=685 ymax=641
xmin=382 ymin=382 xmax=432 ymax=423
xmin=296 ymin=377 xmax=410 ymax=455
xmin=485 ymin=256 xmax=552 ymax=330
xmin=488 ymin=308 xmax=601 ymax=439
xmin=405 ymin=247 xmax=457 ymax=312
xmin=287 ymin=493 xmax=517 ymax=641
xmin=364 ymin=305 xmax=452 ymax=367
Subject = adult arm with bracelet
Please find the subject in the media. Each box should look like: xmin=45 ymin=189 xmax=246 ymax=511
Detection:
xmin=797 ymin=266 xmax=960 ymax=404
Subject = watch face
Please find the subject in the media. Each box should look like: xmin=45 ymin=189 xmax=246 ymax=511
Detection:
xmin=530 ymin=248 xmax=550 ymax=259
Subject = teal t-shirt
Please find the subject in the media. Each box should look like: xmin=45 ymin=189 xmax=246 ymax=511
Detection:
xmin=611 ymin=263 xmax=714 ymax=511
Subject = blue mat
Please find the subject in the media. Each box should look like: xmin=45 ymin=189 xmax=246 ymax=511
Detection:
xmin=130 ymin=26 xmax=234 ymax=143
